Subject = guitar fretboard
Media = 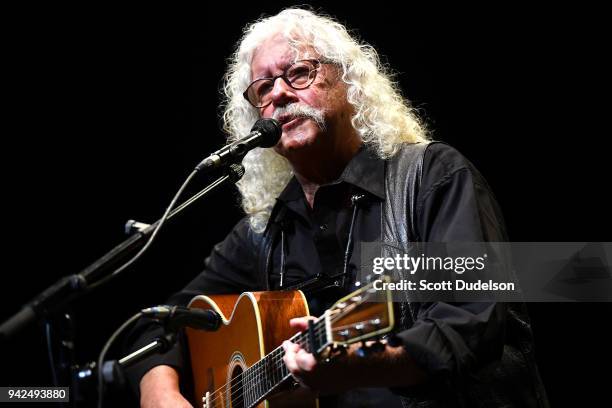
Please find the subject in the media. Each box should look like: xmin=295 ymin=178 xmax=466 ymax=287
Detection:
xmin=237 ymin=317 xmax=328 ymax=407
xmin=201 ymin=281 xmax=389 ymax=408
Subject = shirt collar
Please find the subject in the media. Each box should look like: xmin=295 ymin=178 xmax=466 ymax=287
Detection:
xmin=339 ymin=144 xmax=385 ymax=200
xmin=277 ymin=144 xmax=385 ymax=204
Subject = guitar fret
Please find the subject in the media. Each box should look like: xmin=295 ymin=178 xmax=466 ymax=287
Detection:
xmin=277 ymin=348 xmax=282 ymax=381
xmin=239 ymin=346 xmax=292 ymax=407
xmin=242 ymin=369 xmax=250 ymax=405
xmin=276 ymin=348 xmax=282 ymax=381
xmin=260 ymin=359 xmax=264 ymax=400
xmin=256 ymin=361 xmax=261 ymax=403
xmin=267 ymin=357 xmax=270 ymax=388
xmin=253 ymin=363 xmax=258 ymax=404
xmin=274 ymin=350 xmax=278 ymax=384
xmin=260 ymin=360 xmax=264 ymax=400
xmin=254 ymin=364 xmax=258 ymax=404
xmin=261 ymin=358 xmax=265 ymax=395
xmin=241 ymin=370 xmax=244 ymax=407
xmin=265 ymin=355 xmax=269 ymax=390
xmin=250 ymin=365 xmax=255 ymax=406
xmin=247 ymin=365 xmax=251 ymax=406
xmin=271 ymin=351 xmax=275 ymax=386
xmin=261 ymin=359 xmax=265 ymax=398
xmin=250 ymin=367 xmax=253 ymax=406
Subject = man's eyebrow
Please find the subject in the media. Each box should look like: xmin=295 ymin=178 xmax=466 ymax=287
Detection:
xmin=252 ymin=61 xmax=294 ymax=81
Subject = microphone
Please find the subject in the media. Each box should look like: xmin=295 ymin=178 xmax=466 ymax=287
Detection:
xmin=195 ymin=118 xmax=281 ymax=172
xmin=141 ymin=305 xmax=221 ymax=331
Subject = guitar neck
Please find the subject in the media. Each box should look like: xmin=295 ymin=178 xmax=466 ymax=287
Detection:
xmin=240 ymin=316 xmax=329 ymax=406
xmin=202 ymin=280 xmax=393 ymax=408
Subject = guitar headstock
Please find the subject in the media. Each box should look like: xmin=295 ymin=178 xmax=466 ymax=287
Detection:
xmin=324 ymin=276 xmax=394 ymax=346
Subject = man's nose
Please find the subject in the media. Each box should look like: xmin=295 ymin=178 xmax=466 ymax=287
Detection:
xmin=269 ymin=77 xmax=298 ymax=107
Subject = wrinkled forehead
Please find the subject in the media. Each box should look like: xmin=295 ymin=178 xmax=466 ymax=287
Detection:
xmin=250 ymin=33 xmax=318 ymax=79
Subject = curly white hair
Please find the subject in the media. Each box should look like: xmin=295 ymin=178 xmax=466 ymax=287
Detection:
xmin=221 ymin=8 xmax=429 ymax=232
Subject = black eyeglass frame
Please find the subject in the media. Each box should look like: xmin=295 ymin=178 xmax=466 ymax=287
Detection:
xmin=242 ymin=58 xmax=334 ymax=108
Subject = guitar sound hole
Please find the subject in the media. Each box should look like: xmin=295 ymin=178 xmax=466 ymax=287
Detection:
xmin=230 ymin=365 xmax=244 ymax=408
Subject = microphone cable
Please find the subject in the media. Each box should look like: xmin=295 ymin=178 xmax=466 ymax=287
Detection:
xmin=97 ymin=311 xmax=143 ymax=408
xmin=85 ymin=167 xmax=200 ymax=292
xmin=86 ymin=162 xmax=244 ymax=292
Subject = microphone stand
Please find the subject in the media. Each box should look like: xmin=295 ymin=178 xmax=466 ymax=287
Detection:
xmin=0 ymin=164 xmax=244 ymax=407
xmin=0 ymin=164 xmax=243 ymax=340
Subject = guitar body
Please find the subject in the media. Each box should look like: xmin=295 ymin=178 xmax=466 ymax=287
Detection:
xmin=185 ymin=279 xmax=395 ymax=407
xmin=186 ymin=290 xmax=315 ymax=407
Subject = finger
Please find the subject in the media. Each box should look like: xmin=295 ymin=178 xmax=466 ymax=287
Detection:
xmin=282 ymin=340 xmax=301 ymax=374
xmin=289 ymin=316 xmax=316 ymax=330
xmin=283 ymin=342 xmax=300 ymax=374
xmin=282 ymin=340 xmax=300 ymax=353
xmin=295 ymin=348 xmax=317 ymax=372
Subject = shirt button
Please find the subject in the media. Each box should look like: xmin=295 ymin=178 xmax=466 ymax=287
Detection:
xmin=319 ymin=224 xmax=328 ymax=231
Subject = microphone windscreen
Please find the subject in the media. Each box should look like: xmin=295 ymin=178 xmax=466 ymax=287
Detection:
xmin=251 ymin=118 xmax=282 ymax=147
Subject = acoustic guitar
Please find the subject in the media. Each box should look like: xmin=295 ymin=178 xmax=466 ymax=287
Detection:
xmin=185 ymin=278 xmax=394 ymax=408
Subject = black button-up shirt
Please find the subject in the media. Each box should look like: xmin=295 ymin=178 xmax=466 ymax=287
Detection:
xmin=267 ymin=145 xmax=385 ymax=306
xmin=126 ymin=142 xmax=523 ymax=406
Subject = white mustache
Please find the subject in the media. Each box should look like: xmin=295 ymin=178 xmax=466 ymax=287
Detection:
xmin=272 ymin=103 xmax=326 ymax=130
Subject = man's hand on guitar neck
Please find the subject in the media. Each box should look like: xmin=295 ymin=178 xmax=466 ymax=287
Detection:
xmin=282 ymin=317 xmax=428 ymax=395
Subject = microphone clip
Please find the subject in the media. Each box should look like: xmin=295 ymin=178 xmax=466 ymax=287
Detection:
xmin=141 ymin=305 xmax=221 ymax=332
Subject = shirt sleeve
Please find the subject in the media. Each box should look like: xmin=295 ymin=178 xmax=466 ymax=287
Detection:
xmin=123 ymin=217 xmax=262 ymax=400
xmin=392 ymin=143 xmax=509 ymax=394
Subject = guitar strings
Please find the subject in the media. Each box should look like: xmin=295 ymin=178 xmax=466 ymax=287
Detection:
xmin=203 ymin=325 xmax=318 ymax=407
xmin=203 ymin=291 xmax=377 ymax=407
xmin=219 ymin=316 xmax=382 ymax=408
xmin=220 ymin=316 xmax=381 ymax=408
xmin=204 ymin=294 xmax=375 ymax=408
xmin=203 ymin=310 xmax=335 ymax=406
xmin=204 ymin=311 xmax=339 ymax=407
xmin=205 ymin=303 xmax=375 ymax=408
xmin=204 ymin=296 xmax=367 ymax=407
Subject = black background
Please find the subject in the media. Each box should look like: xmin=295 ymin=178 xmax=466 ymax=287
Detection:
xmin=1 ymin=2 xmax=610 ymax=406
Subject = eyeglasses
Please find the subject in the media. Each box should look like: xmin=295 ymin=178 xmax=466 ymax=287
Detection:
xmin=243 ymin=59 xmax=330 ymax=108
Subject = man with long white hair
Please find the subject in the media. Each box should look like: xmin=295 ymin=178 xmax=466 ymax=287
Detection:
xmin=132 ymin=8 xmax=548 ymax=407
